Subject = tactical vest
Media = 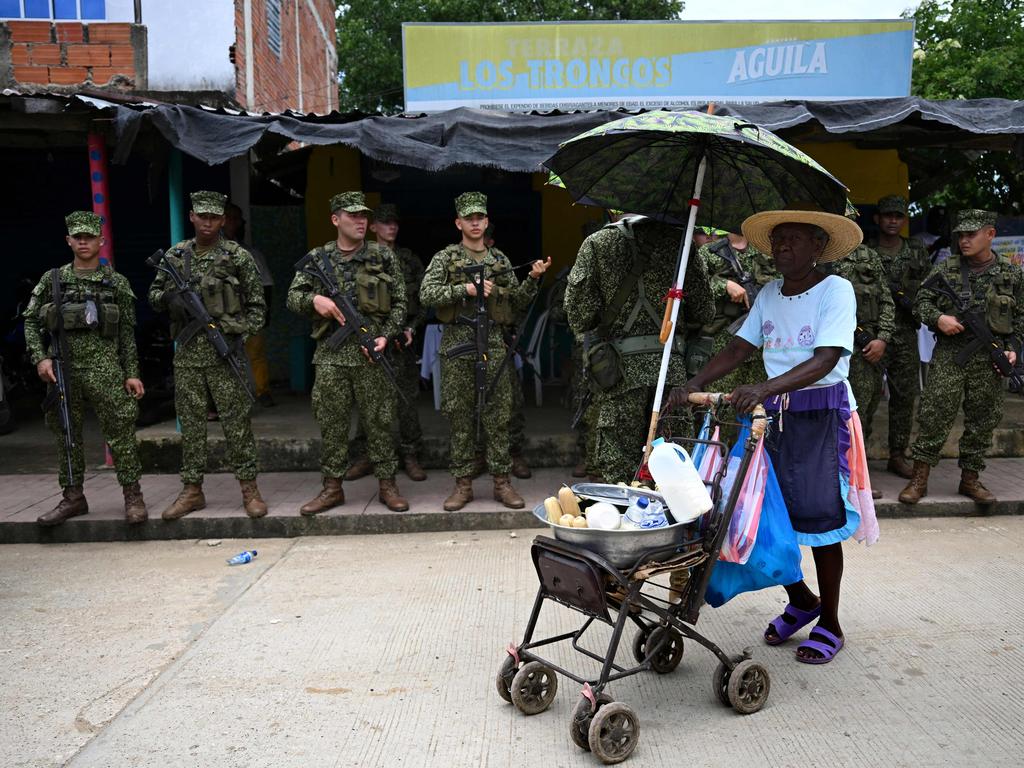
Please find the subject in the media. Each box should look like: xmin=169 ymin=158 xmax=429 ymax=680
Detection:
xmin=939 ymin=254 xmax=1017 ymax=336
xmin=584 ymin=217 xmax=684 ymax=392
xmin=41 ymin=266 xmax=120 ymax=338
xmin=168 ymin=239 xmax=248 ymax=336
xmin=880 ymin=237 xmax=931 ymax=313
xmin=435 ymin=244 xmax=516 ymax=326
xmin=310 ymin=241 xmax=395 ymax=340
xmin=707 ymin=239 xmax=773 ymax=325
xmin=844 ymin=247 xmax=884 ymax=330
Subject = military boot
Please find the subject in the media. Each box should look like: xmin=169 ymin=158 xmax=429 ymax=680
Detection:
xmin=493 ymin=474 xmax=525 ymax=509
xmin=162 ymin=484 xmax=206 ymax=521
xmin=511 ymin=454 xmax=532 ymax=479
xmin=887 ymin=453 xmax=914 ymax=479
xmin=37 ymin=485 xmax=88 ymax=526
xmin=402 ymin=454 xmax=427 ymax=482
xmin=897 ymin=461 xmax=930 ymax=505
xmin=344 ymin=457 xmax=373 ymax=482
xmin=240 ymin=480 xmax=268 ymax=518
xmin=300 ymin=477 xmax=344 ymax=516
xmin=122 ymin=482 xmax=148 ymax=524
xmin=958 ymin=470 xmax=996 ymax=505
xmin=443 ymin=478 xmax=474 ymax=511
xmin=378 ymin=477 xmax=410 ymax=512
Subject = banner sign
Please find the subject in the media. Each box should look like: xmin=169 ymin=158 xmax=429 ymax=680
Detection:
xmin=995 ymin=235 xmax=1024 ymax=268
xmin=402 ymin=20 xmax=914 ymax=112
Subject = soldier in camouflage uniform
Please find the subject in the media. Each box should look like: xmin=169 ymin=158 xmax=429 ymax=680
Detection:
xmin=868 ymin=195 xmax=931 ymax=478
xmin=345 ymin=203 xmax=428 ymax=483
xmin=287 ymin=192 xmax=410 ymax=513
xmin=900 ymin=210 xmax=1023 ymax=506
xmin=24 ymin=211 xmax=147 ymax=525
xmin=565 ymin=216 xmax=715 ymax=483
xmin=419 ymin=192 xmax=551 ymax=511
xmin=149 ymin=191 xmax=268 ymax=520
xmin=689 ymin=232 xmax=779 ymax=398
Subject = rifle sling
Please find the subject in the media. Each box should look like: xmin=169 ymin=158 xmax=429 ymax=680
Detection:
xmin=596 ymin=221 xmax=654 ymax=338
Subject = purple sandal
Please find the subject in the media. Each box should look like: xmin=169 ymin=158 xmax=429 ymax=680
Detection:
xmin=764 ymin=603 xmax=822 ymax=646
xmin=796 ymin=627 xmax=845 ymax=665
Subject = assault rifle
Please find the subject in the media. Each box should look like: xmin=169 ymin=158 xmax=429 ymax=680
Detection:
xmin=446 ymin=263 xmax=492 ymax=443
xmin=853 ymin=325 xmax=899 ymax=397
xmin=712 ymin=240 xmax=762 ymax=335
xmin=295 ymin=252 xmax=407 ymax=405
xmin=148 ymin=249 xmax=255 ymax=402
xmin=570 ymin=331 xmax=595 ymax=430
xmin=41 ymin=269 xmax=75 ymax=481
xmin=921 ymin=270 xmax=1024 ymax=391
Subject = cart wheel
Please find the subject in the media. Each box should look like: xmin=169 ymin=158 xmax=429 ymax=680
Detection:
xmin=568 ymin=691 xmax=614 ymax=751
xmin=510 ymin=661 xmax=558 ymax=715
xmin=631 ymin=629 xmax=650 ymax=665
xmin=495 ymin=653 xmax=519 ymax=704
xmin=588 ymin=701 xmax=640 ymax=764
xmin=711 ymin=661 xmax=732 ymax=706
xmin=726 ymin=659 xmax=770 ymax=714
xmin=646 ymin=627 xmax=684 ymax=674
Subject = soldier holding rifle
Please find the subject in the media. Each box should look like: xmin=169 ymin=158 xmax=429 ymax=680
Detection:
xmin=24 ymin=211 xmax=147 ymax=525
xmin=149 ymin=191 xmax=268 ymax=520
xmin=419 ymin=192 xmax=550 ymax=512
xmin=899 ymin=210 xmax=1023 ymax=506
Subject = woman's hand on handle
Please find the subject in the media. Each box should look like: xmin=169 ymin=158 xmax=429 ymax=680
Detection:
xmin=727 ymin=382 xmax=771 ymax=415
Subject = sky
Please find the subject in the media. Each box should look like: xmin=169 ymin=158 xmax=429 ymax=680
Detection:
xmin=681 ymin=0 xmax=919 ymax=20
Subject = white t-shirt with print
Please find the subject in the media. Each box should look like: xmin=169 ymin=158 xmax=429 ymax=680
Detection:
xmin=736 ymin=274 xmax=856 ymax=393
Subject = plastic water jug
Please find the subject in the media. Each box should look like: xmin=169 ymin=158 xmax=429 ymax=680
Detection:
xmin=647 ymin=438 xmax=713 ymax=523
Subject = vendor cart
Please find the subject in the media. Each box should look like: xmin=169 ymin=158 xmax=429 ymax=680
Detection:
xmin=495 ymin=394 xmax=770 ymax=764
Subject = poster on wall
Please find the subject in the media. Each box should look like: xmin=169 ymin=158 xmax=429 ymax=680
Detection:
xmin=402 ymin=20 xmax=915 ymax=112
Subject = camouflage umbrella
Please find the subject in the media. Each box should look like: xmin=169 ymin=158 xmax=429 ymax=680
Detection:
xmin=543 ymin=110 xmax=847 ymax=231
xmin=543 ymin=110 xmax=849 ymax=457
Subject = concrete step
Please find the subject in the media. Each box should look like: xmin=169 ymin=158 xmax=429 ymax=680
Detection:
xmin=3 ymin=461 xmax=1021 ymax=544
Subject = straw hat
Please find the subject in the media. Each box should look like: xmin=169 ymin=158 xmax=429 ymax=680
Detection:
xmin=741 ymin=208 xmax=863 ymax=264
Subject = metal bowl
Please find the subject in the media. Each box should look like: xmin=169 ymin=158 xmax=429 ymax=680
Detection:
xmin=532 ymin=503 xmax=699 ymax=569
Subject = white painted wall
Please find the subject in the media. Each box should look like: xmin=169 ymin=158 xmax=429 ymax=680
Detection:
xmin=105 ymin=0 xmax=135 ymax=22
xmin=143 ymin=0 xmax=236 ymax=92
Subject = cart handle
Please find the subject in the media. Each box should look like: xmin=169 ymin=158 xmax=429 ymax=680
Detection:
xmin=687 ymin=392 xmax=768 ymax=441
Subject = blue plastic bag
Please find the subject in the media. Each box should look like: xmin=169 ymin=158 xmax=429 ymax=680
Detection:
xmin=705 ymin=420 xmax=803 ymax=608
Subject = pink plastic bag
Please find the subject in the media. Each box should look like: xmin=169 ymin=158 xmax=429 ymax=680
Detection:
xmin=846 ymin=410 xmax=880 ymax=546
xmin=719 ymin=436 xmax=768 ymax=565
xmin=698 ymin=424 xmax=723 ymax=483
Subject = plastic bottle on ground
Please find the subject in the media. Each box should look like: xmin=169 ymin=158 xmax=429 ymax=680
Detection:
xmin=227 ymin=550 xmax=258 ymax=566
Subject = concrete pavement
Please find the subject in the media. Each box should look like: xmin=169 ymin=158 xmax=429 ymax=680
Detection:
xmin=2 ymin=518 xmax=1023 ymax=767
xmin=3 ymin=459 xmax=1024 ymax=543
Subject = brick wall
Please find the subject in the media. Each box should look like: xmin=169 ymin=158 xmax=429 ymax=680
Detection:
xmin=2 ymin=20 xmax=147 ymax=90
xmin=235 ymin=0 xmax=337 ymax=114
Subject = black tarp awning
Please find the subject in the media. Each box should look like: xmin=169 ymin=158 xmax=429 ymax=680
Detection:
xmin=2 ymin=91 xmax=1022 ymax=171
xmin=116 ymin=97 xmax=1024 ymax=169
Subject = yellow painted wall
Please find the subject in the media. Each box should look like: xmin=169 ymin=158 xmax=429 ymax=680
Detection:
xmin=796 ymin=142 xmax=911 ymax=234
xmin=534 ymin=173 xmax=605 ymax=271
xmin=304 ymin=145 xmax=374 ymax=249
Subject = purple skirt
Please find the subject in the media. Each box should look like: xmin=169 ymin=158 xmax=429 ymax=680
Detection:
xmin=763 ymin=383 xmax=852 ymax=538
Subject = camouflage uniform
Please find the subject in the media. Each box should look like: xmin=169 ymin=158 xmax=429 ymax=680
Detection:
xmin=549 ymin=274 xmax=596 ymax=473
xmin=286 ymin=217 xmax=407 ymax=482
xmin=419 ymin=195 xmax=539 ymax=479
xmin=349 ymin=205 xmax=426 ymax=466
xmin=691 ymin=238 xmax=779 ymax=396
xmin=24 ymin=216 xmax=142 ymax=490
xmin=149 ymin=198 xmax=266 ymax=486
xmin=565 ymin=217 xmax=715 ymax=483
xmin=869 ymin=196 xmax=931 ymax=458
xmin=825 ymin=244 xmax=896 ymax=439
xmin=910 ymin=213 xmax=1024 ymax=473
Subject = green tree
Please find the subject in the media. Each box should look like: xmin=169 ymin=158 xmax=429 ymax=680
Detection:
xmin=336 ymin=0 xmax=685 ymax=114
xmin=906 ymin=0 xmax=1024 ymax=214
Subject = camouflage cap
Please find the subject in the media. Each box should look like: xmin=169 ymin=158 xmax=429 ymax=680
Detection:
xmin=696 ymin=225 xmax=729 ymax=236
xmin=330 ymin=191 xmax=372 ymax=214
xmin=876 ymin=195 xmax=908 ymax=215
xmin=65 ymin=210 xmax=101 ymax=237
xmin=455 ymin=191 xmax=487 ymax=217
xmin=952 ymin=209 xmax=998 ymax=233
xmin=844 ymin=199 xmax=860 ymax=220
xmin=375 ymin=203 xmax=400 ymax=222
xmin=190 ymin=190 xmax=227 ymax=216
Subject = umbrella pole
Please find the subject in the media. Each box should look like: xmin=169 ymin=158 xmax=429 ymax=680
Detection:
xmin=643 ymin=155 xmax=707 ymax=462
